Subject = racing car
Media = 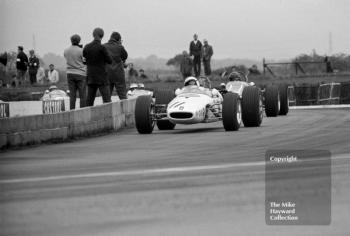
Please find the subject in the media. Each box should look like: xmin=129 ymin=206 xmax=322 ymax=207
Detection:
xmin=40 ymin=85 xmax=70 ymax=101
xmin=221 ymin=71 xmax=289 ymax=117
xmin=134 ymin=76 xmax=262 ymax=134
xmin=127 ymin=83 xmax=153 ymax=99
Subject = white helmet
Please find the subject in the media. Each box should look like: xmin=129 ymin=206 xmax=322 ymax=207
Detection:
xmin=184 ymin=76 xmax=199 ymax=86
xmin=130 ymin=83 xmax=138 ymax=89
xmin=48 ymin=85 xmax=58 ymax=91
xmin=138 ymin=83 xmax=145 ymax=89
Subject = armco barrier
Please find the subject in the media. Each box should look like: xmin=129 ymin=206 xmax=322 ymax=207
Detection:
xmin=287 ymin=86 xmax=296 ymax=106
xmin=318 ymin=83 xmax=341 ymax=105
xmin=294 ymin=84 xmax=319 ymax=106
xmin=0 ymin=98 xmax=136 ymax=149
xmin=340 ymin=82 xmax=350 ymax=104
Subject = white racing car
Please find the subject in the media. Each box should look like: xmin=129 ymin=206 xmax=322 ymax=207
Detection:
xmin=40 ymin=86 xmax=70 ymax=101
xmin=134 ymin=76 xmax=264 ymax=134
xmin=127 ymin=83 xmax=153 ymax=99
xmin=221 ymin=71 xmax=289 ymax=117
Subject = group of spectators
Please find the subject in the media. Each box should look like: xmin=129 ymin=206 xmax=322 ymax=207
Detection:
xmin=127 ymin=63 xmax=148 ymax=82
xmin=15 ymin=47 xmax=59 ymax=86
xmin=180 ymin=34 xmax=214 ymax=79
xmin=63 ymin=28 xmax=130 ymax=109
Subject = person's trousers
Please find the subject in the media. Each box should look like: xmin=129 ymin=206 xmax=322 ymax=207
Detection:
xmin=67 ymin=73 xmax=87 ymax=109
xmin=29 ymin=71 xmax=37 ymax=84
xmin=193 ymin=56 xmax=201 ymax=77
xmin=16 ymin=70 xmax=26 ymax=86
xmin=86 ymin=84 xmax=111 ymax=106
xmin=110 ymin=79 xmax=127 ymax=100
xmin=203 ymin=59 xmax=211 ymax=76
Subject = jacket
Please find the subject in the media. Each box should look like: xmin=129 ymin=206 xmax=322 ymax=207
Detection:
xmin=202 ymin=45 xmax=213 ymax=61
xmin=28 ymin=56 xmax=40 ymax=74
xmin=189 ymin=40 xmax=202 ymax=57
xmin=83 ymin=39 xmax=112 ymax=85
xmin=16 ymin=52 xmax=28 ymax=71
xmin=103 ymin=39 xmax=128 ymax=83
xmin=180 ymin=56 xmax=193 ymax=76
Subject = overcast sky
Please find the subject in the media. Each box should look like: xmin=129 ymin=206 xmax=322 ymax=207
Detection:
xmin=0 ymin=0 xmax=349 ymax=60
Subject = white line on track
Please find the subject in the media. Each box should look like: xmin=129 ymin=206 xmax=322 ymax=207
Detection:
xmin=1 ymin=154 xmax=349 ymax=184
xmin=290 ymin=104 xmax=350 ymax=109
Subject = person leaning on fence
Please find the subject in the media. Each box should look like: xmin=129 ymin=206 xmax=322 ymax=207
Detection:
xmin=28 ymin=50 xmax=40 ymax=85
xmin=83 ymin=27 xmax=112 ymax=106
xmin=16 ymin=46 xmax=28 ymax=86
xmin=64 ymin=34 xmax=87 ymax=109
xmin=104 ymin=31 xmax=128 ymax=100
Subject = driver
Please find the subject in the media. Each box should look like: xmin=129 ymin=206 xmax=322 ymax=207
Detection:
xmin=175 ymin=77 xmax=199 ymax=95
xmin=138 ymin=83 xmax=145 ymax=89
xmin=228 ymin=72 xmax=242 ymax=81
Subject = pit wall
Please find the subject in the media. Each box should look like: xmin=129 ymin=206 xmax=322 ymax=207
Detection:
xmin=0 ymin=99 xmax=136 ymax=149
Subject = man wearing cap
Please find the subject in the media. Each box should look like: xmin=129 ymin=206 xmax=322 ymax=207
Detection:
xmin=28 ymin=50 xmax=40 ymax=85
xmin=83 ymin=27 xmax=112 ymax=106
xmin=202 ymin=39 xmax=213 ymax=76
xmin=16 ymin=46 xmax=28 ymax=86
xmin=103 ymin=32 xmax=128 ymax=100
xmin=64 ymin=34 xmax=87 ymax=109
xmin=189 ymin=34 xmax=202 ymax=77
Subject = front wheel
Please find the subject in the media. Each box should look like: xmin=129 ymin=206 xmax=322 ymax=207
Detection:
xmin=222 ymin=92 xmax=241 ymax=131
xmin=278 ymin=84 xmax=289 ymax=115
xmin=265 ymin=85 xmax=280 ymax=117
xmin=135 ymin=95 xmax=155 ymax=134
xmin=241 ymin=86 xmax=263 ymax=127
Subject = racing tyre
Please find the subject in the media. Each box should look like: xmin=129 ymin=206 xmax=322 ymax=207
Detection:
xmin=153 ymin=89 xmax=176 ymax=130
xmin=278 ymin=83 xmax=289 ymax=115
xmin=222 ymin=92 xmax=241 ymax=131
xmin=135 ymin=95 xmax=155 ymax=134
xmin=265 ymin=85 xmax=280 ymax=117
xmin=241 ymin=86 xmax=263 ymax=127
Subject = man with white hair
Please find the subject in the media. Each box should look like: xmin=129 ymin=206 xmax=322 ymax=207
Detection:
xmin=202 ymin=39 xmax=213 ymax=76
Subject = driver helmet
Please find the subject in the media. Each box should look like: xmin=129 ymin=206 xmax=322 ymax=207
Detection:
xmin=228 ymin=72 xmax=242 ymax=81
xmin=184 ymin=76 xmax=199 ymax=86
xmin=48 ymin=85 xmax=58 ymax=92
xmin=138 ymin=83 xmax=145 ymax=89
xmin=220 ymin=83 xmax=226 ymax=89
xmin=130 ymin=83 xmax=138 ymax=90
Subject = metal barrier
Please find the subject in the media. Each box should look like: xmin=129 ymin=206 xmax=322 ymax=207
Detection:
xmin=340 ymin=82 xmax=350 ymax=104
xmin=42 ymin=100 xmax=65 ymax=114
xmin=0 ymin=102 xmax=10 ymax=118
xmin=294 ymin=84 xmax=319 ymax=105
xmin=287 ymin=86 xmax=296 ymax=106
xmin=318 ymin=83 xmax=340 ymax=105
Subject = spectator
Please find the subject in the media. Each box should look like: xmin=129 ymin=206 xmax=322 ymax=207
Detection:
xmin=104 ymin=32 xmax=128 ymax=100
xmin=139 ymin=69 xmax=148 ymax=79
xmin=202 ymin=39 xmax=213 ymax=76
xmin=16 ymin=46 xmax=28 ymax=86
xmin=47 ymin=64 xmax=59 ymax=84
xmin=36 ymin=66 xmax=46 ymax=84
xmin=180 ymin=50 xmax=193 ymax=79
xmin=83 ymin=27 xmax=112 ymax=106
xmin=128 ymin=63 xmax=138 ymax=83
xmin=64 ymin=34 xmax=87 ymax=109
xmin=324 ymin=56 xmax=333 ymax=73
xmin=189 ymin=34 xmax=202 ymax=77
xmin=28 ymin=49 xmax=39 ymax=85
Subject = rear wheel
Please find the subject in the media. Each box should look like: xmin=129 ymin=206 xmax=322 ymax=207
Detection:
xmin=241 ymin=86 xmax=263 ymax=127
xmin=222 ymin=92 xmax=241 ymax=131
xmin=265 ymin=85 xmax=280 ymax=117
xmin=278 ymin=84 xmax=289 ymax=115
xmin=153 ymin=89 xmax=176 ymax=130
xmin=135 ymin=95 xmax=155 ymax=134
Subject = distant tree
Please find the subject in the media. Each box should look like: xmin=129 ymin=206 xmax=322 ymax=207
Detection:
xmin=166 ymin=53 xmax=184 ymax=68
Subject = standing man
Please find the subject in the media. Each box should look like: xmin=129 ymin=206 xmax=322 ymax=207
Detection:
xmin=127 ymin=63 xmax=138 ymax=83
xmin=103 ymin=32 xmax=128 ymax=100
xmin=83 ymin=27 xmax=112 ymax=106
xmin=64 ymin=34 xmax=87 ymax=109
xmin=16 ymin=46 xmax=28 ymax=86
xmin=180 ymin=50 xmax=193 ymax=79
xmin=202 ymin=39 xmax=213 ymax=76
xmin=28 ymin=50 xmax=39 ymax=85
xmin=47 ymin=64 xmax=59 ymax=84
xmin=189 ymin=34 xmax=202 ymax=77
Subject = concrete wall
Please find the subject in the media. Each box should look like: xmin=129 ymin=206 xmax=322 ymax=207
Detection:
xmin=0 ymin=99 xmax=136 ymax=149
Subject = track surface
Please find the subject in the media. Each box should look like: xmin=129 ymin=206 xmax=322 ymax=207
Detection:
xmin=1 ymin=109 xmax=350 ymax=236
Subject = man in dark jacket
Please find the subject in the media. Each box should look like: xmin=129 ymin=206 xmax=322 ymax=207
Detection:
xmin=189 ymin=34 xmax=202 ymax=77
xmin=16 ymin=46 xmax=28 ymax=86
xmin=180 ymin=50 xmax=193 ymax=79
xmin=83 ymin=28 xmax=112 ymax=106
xmin=202 ymin=39 xmax=213 ymax=76
xmin=28 ymin=49 xmax=39 ymax=85
xmin=103 ymin=32 xmax=128 ymax=100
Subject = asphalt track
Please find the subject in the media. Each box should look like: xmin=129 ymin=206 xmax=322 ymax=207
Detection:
xmin=1 ymin=108 xmax=350 ymax=236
